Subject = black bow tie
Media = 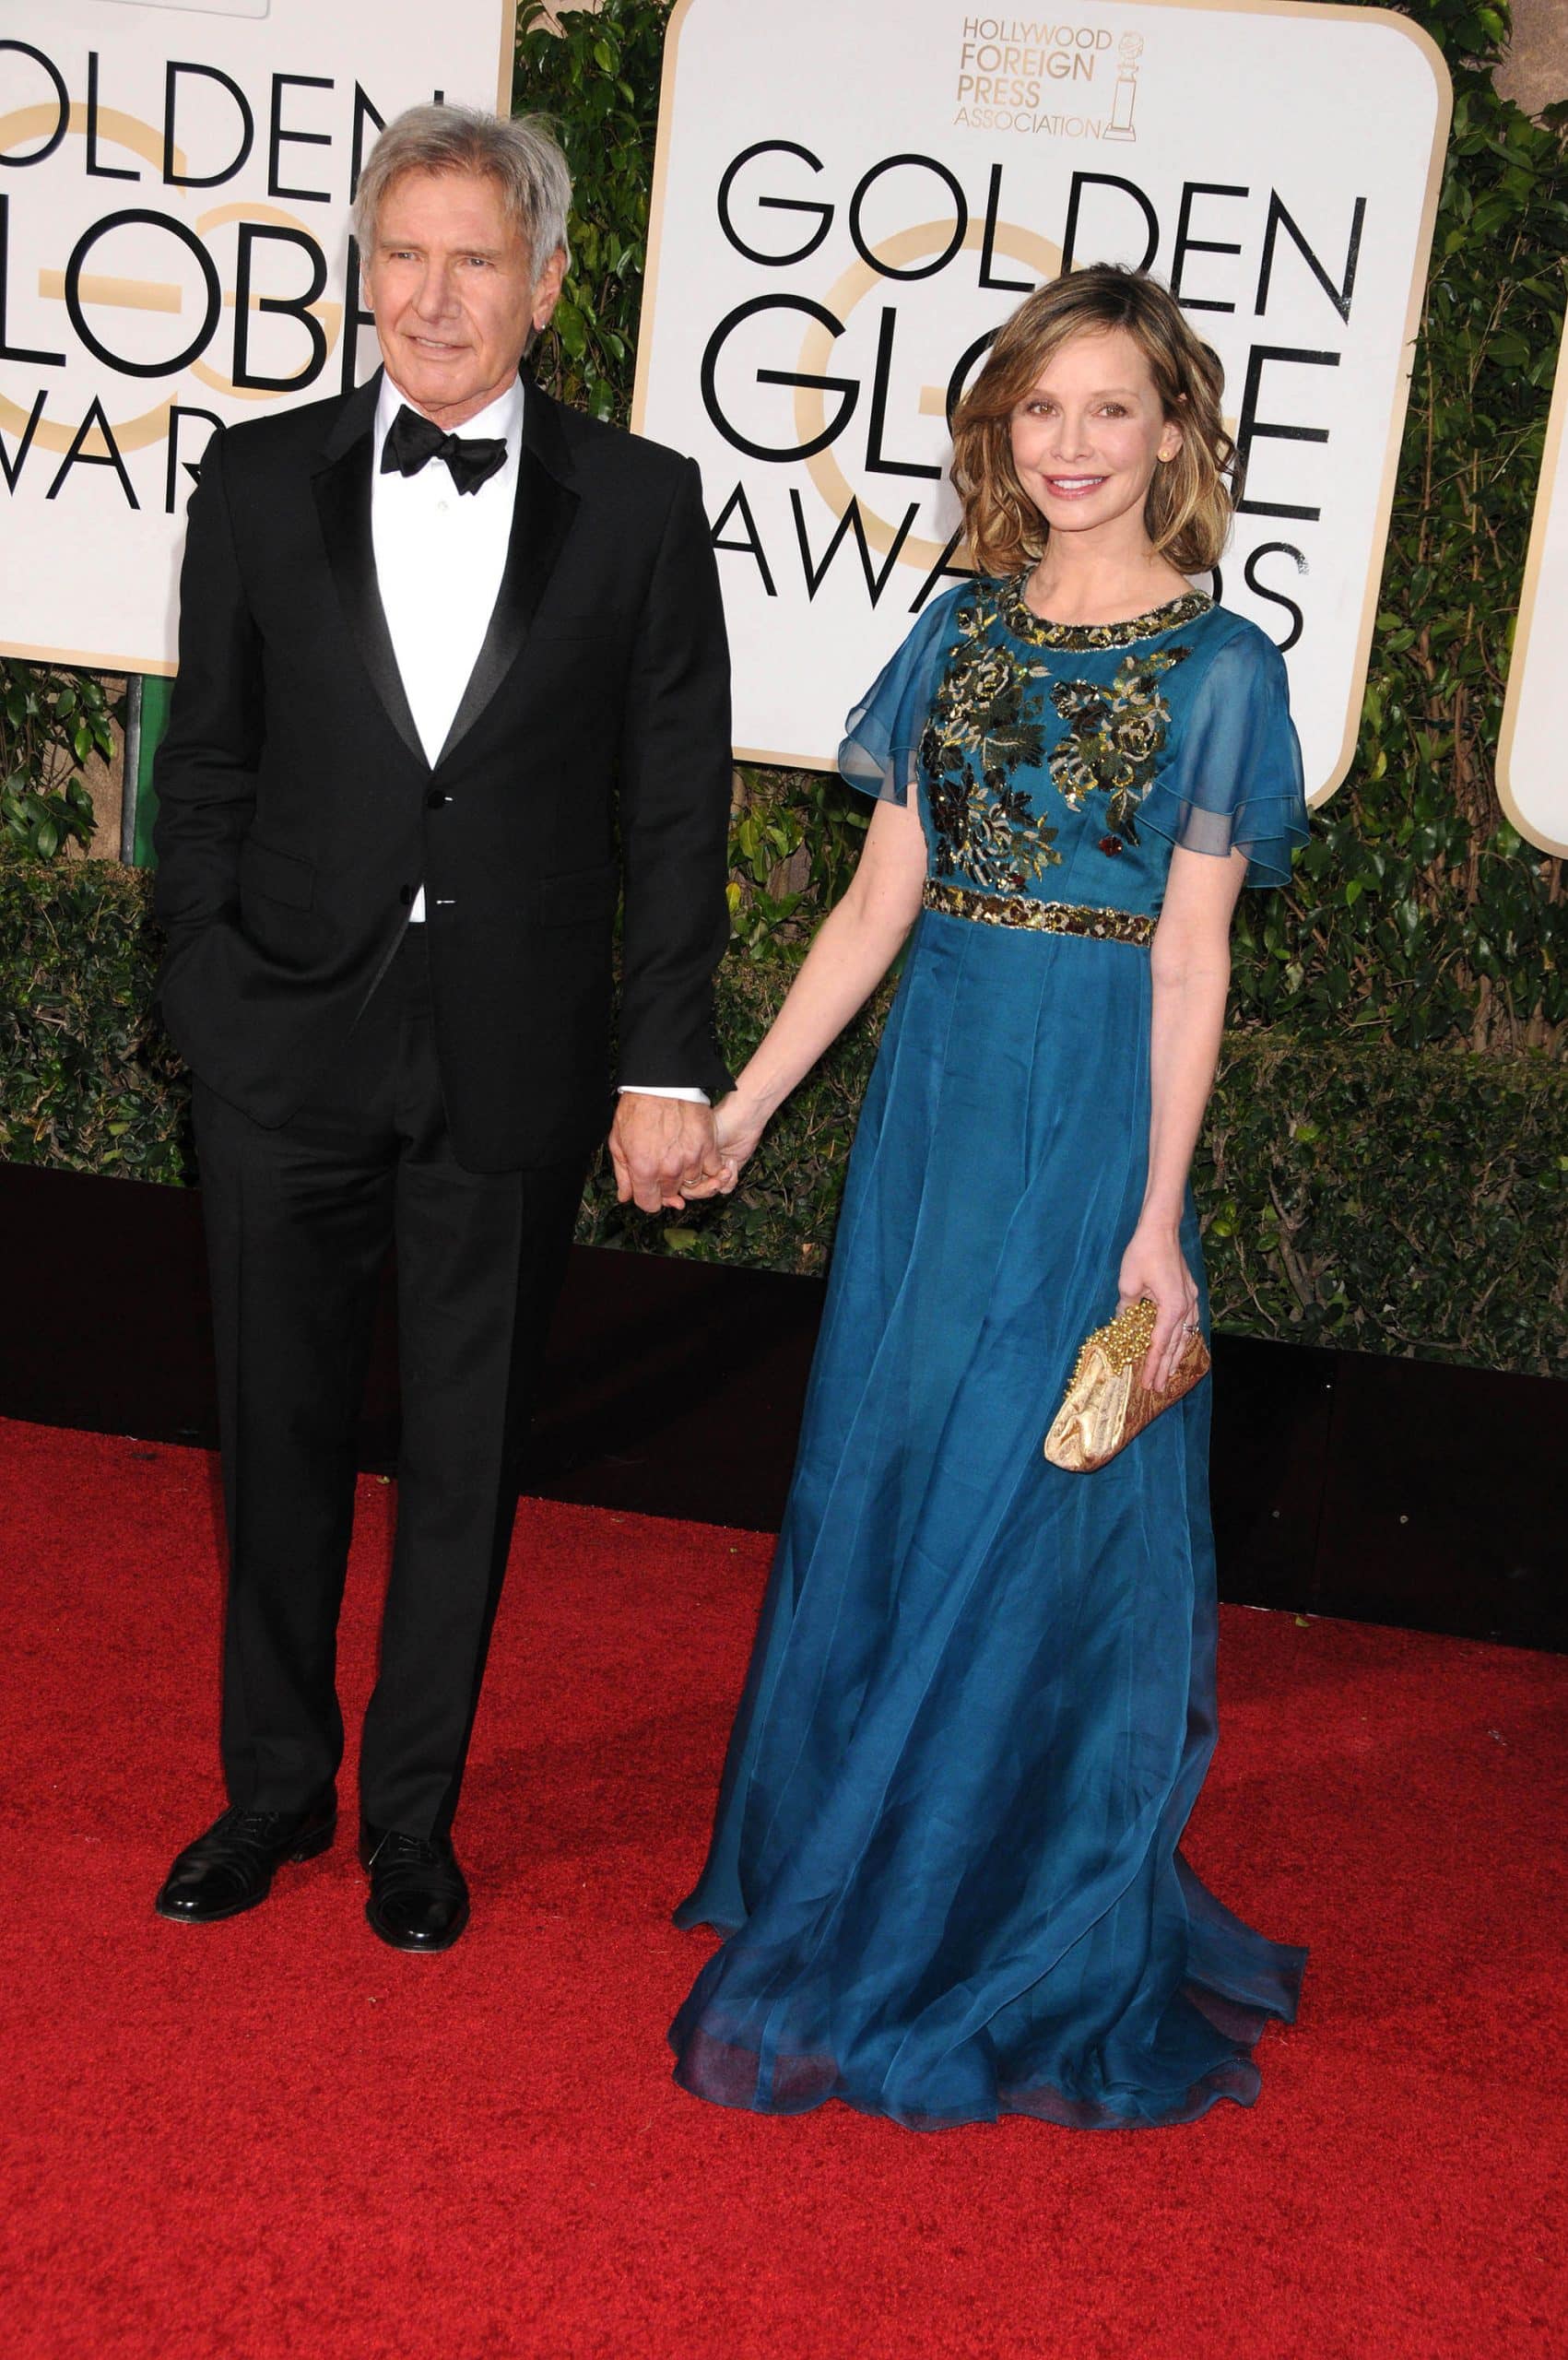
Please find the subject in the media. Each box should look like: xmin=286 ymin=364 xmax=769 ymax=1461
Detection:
xmin=381 ymin=403 xmax=508 ymax=496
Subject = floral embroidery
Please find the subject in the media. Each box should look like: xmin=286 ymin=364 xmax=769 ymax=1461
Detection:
xmin=915 ymin=574 xmax=1208 ymax=892
xmin=1047 ymin=648 xmax=1191 ymax=842
xmin=919 ymin=589 xmax=1061 ymax=891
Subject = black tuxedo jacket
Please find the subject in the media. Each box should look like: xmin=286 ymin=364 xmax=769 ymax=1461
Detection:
xmin=152 ymin=370 xmax=734 ymax=1172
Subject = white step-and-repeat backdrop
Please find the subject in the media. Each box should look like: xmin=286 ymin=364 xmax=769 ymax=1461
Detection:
xmin=14 ymin=4 xmax=1550 ymax=850
xmin=0 ymin=0 xmax=515 ymax=675
xmin=634 ymin=0 xmax=1452 ymax=805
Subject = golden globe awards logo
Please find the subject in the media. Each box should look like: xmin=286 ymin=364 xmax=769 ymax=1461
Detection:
xmin=0 ymin=32 xmax=423 ymax=515
xmin=0 ymin=5 xmax=513 ymax=675
xmin=954 ymin=18 xmax=1146 ymax=144
xmin=694 ymin=136 xmax=1372 ymax=641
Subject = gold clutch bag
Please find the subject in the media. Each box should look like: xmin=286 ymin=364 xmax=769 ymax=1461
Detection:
xmin=1043 ymin=1297 xmax=1210 ymax=1473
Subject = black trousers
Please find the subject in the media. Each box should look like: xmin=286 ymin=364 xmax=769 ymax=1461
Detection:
xmin=193 ymin=930 xmax=586 ymax=1838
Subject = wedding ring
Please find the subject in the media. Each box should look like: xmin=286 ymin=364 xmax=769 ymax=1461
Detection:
xmin=1184 ymin=1321 xmax=1200 ymax=1334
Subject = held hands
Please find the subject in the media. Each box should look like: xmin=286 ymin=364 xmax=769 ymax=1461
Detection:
xmin=607 ymin=1089 xmax=770 ymax=1214
xmin=674 ymin=1089 xmax=770 ymax=1198
xmin=609 ymin=1094 xmax=730 ymax=1213
xmin=1116 ymin=1220 xmax=1200 ymax=1396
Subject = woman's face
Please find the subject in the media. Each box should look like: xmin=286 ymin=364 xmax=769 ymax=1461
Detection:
xmin=1008 ymin=327 xmax=1183 ymax=548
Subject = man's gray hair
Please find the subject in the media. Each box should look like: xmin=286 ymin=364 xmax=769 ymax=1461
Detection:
xmin=352 ymin=104 xmax=572 ymax=271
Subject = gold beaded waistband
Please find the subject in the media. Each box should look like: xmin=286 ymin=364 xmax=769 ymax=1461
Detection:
xmin=921 ymin=880 xmax=1155 ymax=946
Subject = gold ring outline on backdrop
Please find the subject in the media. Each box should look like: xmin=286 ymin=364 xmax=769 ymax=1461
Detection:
xmin=794 ymin=216 xmax=1063 ymax=577
xmin=0 ymin=106 xmax=342 ymax=451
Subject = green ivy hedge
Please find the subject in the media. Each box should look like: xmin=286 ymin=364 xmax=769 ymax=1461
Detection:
xmin=0 ymin=662 xmax=112 ymax=860
xmin=6 ymin=850 xmax=1562 ymax=1375
xmin=0 ymin=854 xmax=186 ymax=1184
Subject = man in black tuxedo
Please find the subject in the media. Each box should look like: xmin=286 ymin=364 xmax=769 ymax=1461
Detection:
xmin=151 ymin=106 xmax=733 ymax=1952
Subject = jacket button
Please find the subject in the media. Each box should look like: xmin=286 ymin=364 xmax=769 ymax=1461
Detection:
xmin=426 ymin=788 xmax=452 ymax=809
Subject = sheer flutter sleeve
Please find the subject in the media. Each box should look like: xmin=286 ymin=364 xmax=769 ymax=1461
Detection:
xmin=1139 ymin=627 xmax=1309 ymax=888
xmin=837 ymin=591 xmax=964 ymax=806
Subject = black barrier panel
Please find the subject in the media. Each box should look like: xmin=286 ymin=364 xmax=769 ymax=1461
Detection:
xmin=0 ymin=1162 xmax=1560 ymax=1652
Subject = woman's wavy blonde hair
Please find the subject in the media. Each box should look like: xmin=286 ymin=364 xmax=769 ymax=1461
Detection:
xmin=951 ymin=266 xmax=1236 ymax=578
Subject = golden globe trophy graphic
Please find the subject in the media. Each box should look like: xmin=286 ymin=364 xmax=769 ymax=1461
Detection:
xmin=1104 ymin=33 xmax=1143 ymax=143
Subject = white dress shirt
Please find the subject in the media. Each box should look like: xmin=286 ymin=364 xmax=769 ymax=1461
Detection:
xmin=369 ymin=372 xmax=703 ymax=1103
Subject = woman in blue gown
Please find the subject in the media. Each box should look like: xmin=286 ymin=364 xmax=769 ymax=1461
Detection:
xmin=671 ymin=266 xmax=1310 ymax=2131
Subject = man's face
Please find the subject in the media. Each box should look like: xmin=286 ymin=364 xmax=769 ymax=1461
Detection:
xmin=363 ymin=168 xmax=565 ymax=430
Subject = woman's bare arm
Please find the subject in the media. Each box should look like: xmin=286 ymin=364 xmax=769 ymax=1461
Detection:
xmin=711 ymin=792 xmax=928 ymax=1173
xmin=1117 ymin=841 xmax=1248 ymax=1390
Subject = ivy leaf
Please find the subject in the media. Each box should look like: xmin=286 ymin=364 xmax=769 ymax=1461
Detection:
xmin=552 ymin=295 xmax=587 ymax=359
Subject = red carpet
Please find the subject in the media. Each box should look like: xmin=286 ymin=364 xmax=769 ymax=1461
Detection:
xmin=3 ymin=1415 xmax=1565 ymax=2360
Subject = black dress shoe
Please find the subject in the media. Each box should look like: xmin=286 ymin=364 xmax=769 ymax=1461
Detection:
xmin=155 ymin=1799 xmax=336 ymax=1924
xmin=360 ymin=1823 xmax=470 ymax=1953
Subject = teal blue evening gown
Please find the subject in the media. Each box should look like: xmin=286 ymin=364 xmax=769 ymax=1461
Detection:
xmin=671 ymin=573 xmax=1311 ymax=2131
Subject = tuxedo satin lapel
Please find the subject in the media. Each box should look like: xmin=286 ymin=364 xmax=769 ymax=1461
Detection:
xmin=436 ymin=434 xmax=579 ymax=768
xmin=311 ymin=385 xmax=426 ymax=769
